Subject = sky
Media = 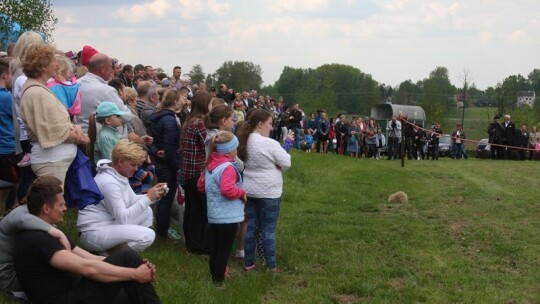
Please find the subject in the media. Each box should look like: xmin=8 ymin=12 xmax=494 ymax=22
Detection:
xmin=50 ymin=0 xmax=540 ymax=90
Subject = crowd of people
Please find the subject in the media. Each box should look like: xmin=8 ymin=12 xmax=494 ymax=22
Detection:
xmin=0 ymin=30 xmax=538 ymax=302
xmin=0 ymin=32 xmax=293 ymax=302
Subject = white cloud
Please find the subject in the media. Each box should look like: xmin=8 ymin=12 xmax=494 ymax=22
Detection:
xmin=178 ymin=0 xmax=230 ymax=19
xmin=502 ymin=30 xmax=532 ymax=43
xmin=63 ymin=16 xmax=77 ymax=25
xmin=118 ymin=0 xmax=171 ymax=22
xmin=272 ymin=0 xmax=329 ymax=13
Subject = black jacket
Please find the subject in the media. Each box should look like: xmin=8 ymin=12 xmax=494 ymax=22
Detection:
xmin=149 ymin=109 xmax=180 ymax=168
xmin=289 ymin=109 xmax=303 ymax=129
xmin=487 ymin=122 xmax=504 ymax=144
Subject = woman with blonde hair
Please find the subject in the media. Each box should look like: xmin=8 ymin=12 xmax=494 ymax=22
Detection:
xmin=10 ymin=31 xmax=43 ymax=188
xmin=20 ymin=42 xmax=89 ymax=184
xmin=77 ymin=140 xmax=168 ymax=253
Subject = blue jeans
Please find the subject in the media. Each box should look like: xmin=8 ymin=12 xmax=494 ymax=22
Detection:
xmin=293 ymin=128 xmax=301 ymax=150
xmin=244 ymin=197 xmax=281 ymax=269
xmin=454 ymin=143 xmax=467 ymax=159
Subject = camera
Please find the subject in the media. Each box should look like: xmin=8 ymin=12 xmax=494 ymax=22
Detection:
xmin=160 ymin=185 xmax=169 ymax=195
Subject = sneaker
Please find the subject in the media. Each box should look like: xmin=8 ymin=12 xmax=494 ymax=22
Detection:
xmin=17 ymin=153 xmax=31 ymax=167
xmin=167 ymin=228 xmax=182 ymax=240
xmin=244 ymin=265 xmax=256 ymax=271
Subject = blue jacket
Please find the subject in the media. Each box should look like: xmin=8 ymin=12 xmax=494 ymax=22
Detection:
xmin=0 ymin=88 xmax=15 ymax=154
xmin=149 ymin=109 xmax=180 ymax=169
xmin=205 ymin=161 xmax=244 ymax=224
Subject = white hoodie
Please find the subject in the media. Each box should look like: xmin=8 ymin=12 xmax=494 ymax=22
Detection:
xmin=77 ymin=160 xmax=154 ymax=232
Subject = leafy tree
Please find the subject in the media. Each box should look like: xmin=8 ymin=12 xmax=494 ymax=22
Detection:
xmin=0 ymin=0 xmax=58 ymax=48
xmin=395 ymin=80 xmax=421 ymax=105
xmin=272 ymin=64 xmax=378 ymax=116
xmin=419 ymin=66 xmax=456 ymax=126
xmin=527 ymin=69 xmax=540 ymax=94
xmin=205 ymin=73 xmax=217 ymax=88
xmin=215 ymin=61 xmax=263 ymax=91
xmin=187 ymin=64 xmax=205 ymax=86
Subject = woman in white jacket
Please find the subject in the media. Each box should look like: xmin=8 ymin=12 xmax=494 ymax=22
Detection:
xmin=237 ymin=109 xmax=293 ymax=272
xmin=77 ymin=140 xmax=167 ymax=253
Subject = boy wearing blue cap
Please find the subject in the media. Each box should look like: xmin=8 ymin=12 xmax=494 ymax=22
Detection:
xmin=91 ymin=101 xmax=129 ymax=162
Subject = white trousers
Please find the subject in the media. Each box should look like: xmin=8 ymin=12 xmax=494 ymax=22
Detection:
xmin=80 ymin=208 xmax=155 ymax=252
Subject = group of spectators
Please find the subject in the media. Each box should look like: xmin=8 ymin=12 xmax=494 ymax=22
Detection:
xmin=0 ymin=31 xmax=292 ymax=303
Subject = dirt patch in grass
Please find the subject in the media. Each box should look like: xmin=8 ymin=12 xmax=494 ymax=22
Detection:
xmin=333 ymin=293 xmax=362 ymax=304
xmin=389 ymin=278 xmax=406 ymax=291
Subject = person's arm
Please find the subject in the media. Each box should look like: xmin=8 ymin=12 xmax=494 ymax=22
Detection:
xmin=99 ymin=182 xmax=153 ymax=225
xmin=72 ymin=246 xmax=106 ymax=261
xmin=197 ymin=173 xmax=206 ymax=193
xmin=272 ymin=141 xmax=292 ymax=172
xmin=0 ymin=206 xmax=70 ymax=250
xmin=163 ymin=117 xmax=180 ymax=168
xmin=50 ymin=250 xmax=155 ymax=283
xmin=219 ymin=166 xmax=246 ymax=200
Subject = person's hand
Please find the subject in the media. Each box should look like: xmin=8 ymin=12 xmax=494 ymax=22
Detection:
xmin=156 ymin=150 xmax=165 ymax=158
xmin=141 ymin=135 xmax=153 ymax=146
xmin=77 ymin=133 xmax=90 ymax=145
xmin=133 ymin=262 xmax=155 ymax=283
xmin=242 ymin=193 xmax=247 ymax=203
xmin=147 ymin=183 xmax=168 ymax=202
xmin=142 ymin=259 xmax=157 ymax=282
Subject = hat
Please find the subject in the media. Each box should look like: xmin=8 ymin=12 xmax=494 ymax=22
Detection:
xmin=96 ymin=102 xmax=129 ymax=118
xmin=65 ymin=51 xmax=78 ymax=59
xmin=161 ymin=78 xmax=170 ymax=87
xmin=80 ymin=45 xmax=99 ymax=66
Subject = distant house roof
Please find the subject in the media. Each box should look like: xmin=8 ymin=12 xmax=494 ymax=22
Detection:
xmin=517 ymin=91 xmax=535 ymax=97
xmin=370 ymin=104 xmax=426 ymax=121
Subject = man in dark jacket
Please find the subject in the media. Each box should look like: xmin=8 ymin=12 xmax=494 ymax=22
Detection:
xmin=502 ymin=114 xmax=516 ymax=160
xmin=400 ymin=114 xmax=414 ymax=159
xmin=487 ymin=116 xmax=505 ymax=159
xmin=289 ymin=103 xmax=303 ymax=150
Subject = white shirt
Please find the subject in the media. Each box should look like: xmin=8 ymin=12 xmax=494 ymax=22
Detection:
xmin=243 ymin=133 xmax=291 ymax=198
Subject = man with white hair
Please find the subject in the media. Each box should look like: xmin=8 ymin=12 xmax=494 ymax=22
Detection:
xmin=78 ymin=53 xmax=132 ymax=138
xmin=502 ymin=114 xmax=516 ymax=159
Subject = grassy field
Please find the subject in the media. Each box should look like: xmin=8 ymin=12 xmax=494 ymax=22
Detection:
xmin=2 ymin=151 xmax=539 ymax=303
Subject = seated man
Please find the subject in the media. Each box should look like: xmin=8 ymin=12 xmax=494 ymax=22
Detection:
xmin=13 ymin=176 xmax=160 ymax=304
xmin=78 ymin=140 xmax=167 ymax=253
xmin=0 ymin=204 xmax=68 ymax=296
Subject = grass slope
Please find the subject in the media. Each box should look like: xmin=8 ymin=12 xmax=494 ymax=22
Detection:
xmin=2 ymin=152 xmax=539 ymax=303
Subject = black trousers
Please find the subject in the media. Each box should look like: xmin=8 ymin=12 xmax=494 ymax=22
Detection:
xmin=53 ymin=248 xmax=160 ymax=304
xmin=184 ymin=177 xmax=210 ymax=254
xmin=209 ymin=223 xmax=238 ymax=284
xmin=155 ymin=163 xmax=178 ymax=238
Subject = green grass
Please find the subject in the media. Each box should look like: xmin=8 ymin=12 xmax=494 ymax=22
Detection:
xmin=2 ymin=151 xmax=540 ymax=303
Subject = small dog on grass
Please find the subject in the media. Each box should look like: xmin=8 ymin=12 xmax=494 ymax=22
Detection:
xmin=388 ymin=191 xmax=408 ymax=203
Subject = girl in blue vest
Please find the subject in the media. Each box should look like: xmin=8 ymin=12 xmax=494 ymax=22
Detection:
xmin=197 ymin=131 xmax=246 ymax=284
